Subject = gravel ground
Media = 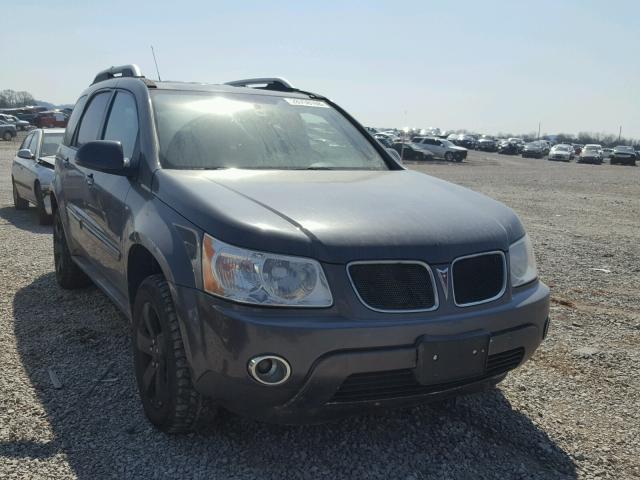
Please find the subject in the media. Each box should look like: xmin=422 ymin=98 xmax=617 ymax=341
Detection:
xmin=0 ymin=132 xmax=638 ymax=479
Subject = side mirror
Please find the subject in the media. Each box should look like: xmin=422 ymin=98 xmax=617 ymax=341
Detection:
xmin=76 ymin=140 xmax=130 ymax=175
xmin=17 ymin=149 xmax=34 ymax=160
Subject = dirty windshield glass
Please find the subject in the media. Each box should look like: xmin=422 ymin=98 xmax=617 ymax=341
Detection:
xmin=151 ymin=92 xmax=388 ymax=170
xmin=40 ymin=132 xmax=63 ymax=156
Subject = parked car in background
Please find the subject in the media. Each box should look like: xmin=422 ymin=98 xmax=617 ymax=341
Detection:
xmin=51 ymin=65 xmax=549 ymax=432
xmin=374 ymin=135 xmax=394 ymax=148
xmin=456 ymin=134 xmax=477 ymax=150
xmin=446 ymin=133 xmax=460 ymax=143
xmin=610 ymin=146 xmax=637 ymax=166
xmin=498 ymin=139 xmax=520 ymax=155
xmin=521 ymin=141 xmax=546 ymax=159
xmin=601 ymin=148 xmax=614 ymax=159
xmin=578 ymin=144 xmax=603 ymax=164
xmin=477 ymin=136 xmax=498 ymax=152
xmin=507 ymin=138 xmax=525 ymax=152
xmin=548 ymin=144 xmax=574 ymax=162
xmin=11 ymin=128 xmax=64 ymax=224
xmin=392 ymin=141 xmax=434 ymax=161
xmin=34 ymin=110 xmax=69 ymax=128
xmin=0 ymin=121 xmax=17 ymax=141
xmin=412 ymin=136 xmax=468 ymax=161
xmin=0 ymin=113 xmax=30 ymax=131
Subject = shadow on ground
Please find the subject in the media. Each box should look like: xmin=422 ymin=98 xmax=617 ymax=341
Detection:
xmin=4 ymin=272 xmax=577 ymax=479
xmin=0 ymin=206 xmax=51 ymax=234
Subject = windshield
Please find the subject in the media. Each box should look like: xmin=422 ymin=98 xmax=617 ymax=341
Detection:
xmin=151 ymin=91 xmax=389 ymax=170
xmin=41 ymin=132 xmax=63 ymax=156
xmin=584 ymin=146 xmax=599 ymax=151
xmin=441 ymin=140 xmax=455 ymax=147
xmin=554 ymin=145 xmax=570 ymax=151
xmin=615 ymin=146 xmax=634 ymax=152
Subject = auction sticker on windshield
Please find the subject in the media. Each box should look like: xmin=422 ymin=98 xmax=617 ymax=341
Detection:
xmin=283 ymin=98 xmax=329 ymax=108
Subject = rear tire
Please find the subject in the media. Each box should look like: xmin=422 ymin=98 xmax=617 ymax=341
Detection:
xmin=12 ymin=178 xmax=29 ymax=210
xmin=35 ymin=183 xmax=52 ymax=225
xmin=53 ymin=208 xmax=91 ymax=289
xmin=133 ymin=274 xmax=208 ymax=433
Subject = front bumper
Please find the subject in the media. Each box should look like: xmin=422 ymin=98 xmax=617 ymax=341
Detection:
xmin=172 ymin=279 xmax=550 ymax=423
xmin=578 ymin=156 xmax=602 ymax=164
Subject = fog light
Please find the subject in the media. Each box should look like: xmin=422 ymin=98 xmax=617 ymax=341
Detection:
xmin=248 ymin=355 xmax=291 ymax=386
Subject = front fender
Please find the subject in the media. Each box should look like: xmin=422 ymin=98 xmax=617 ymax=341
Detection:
xmin=125 ymin=187 xmax=203 ymax=291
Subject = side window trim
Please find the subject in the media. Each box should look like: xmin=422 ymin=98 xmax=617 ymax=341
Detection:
xmin=101 ymin=89 xmax=141 ymax=162
xmin=71 ymin=89 xmax=114 ymax=147
xmin=20 ymin=133 xmax=33 ymax=150
xmin=62 ymin=95 xmax=88 ymax=148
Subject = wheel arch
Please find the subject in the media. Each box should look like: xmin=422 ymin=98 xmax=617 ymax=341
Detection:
xmin=126 ymin=241 xmax=175 ymax=311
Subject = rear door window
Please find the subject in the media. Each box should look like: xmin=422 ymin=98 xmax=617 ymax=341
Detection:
xmin=75 ymin=91 xmax=111 ymax=147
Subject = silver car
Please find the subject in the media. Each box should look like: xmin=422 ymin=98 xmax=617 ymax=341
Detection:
xmin=412 ymin=136 xmax=468 ymax=161
xmin=11 ymin=128 xmax=64 ymax=224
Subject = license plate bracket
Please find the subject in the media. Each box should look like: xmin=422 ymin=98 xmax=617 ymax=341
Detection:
xmin=415 ymin=332 xmax=489 ymax=385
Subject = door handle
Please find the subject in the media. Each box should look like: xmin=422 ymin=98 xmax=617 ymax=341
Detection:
xmin=86 ymin=173 xmax=94 ymax=186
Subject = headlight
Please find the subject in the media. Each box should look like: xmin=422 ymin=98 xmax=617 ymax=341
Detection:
xmin=509 ymin=234 xmax=538 ymax=287
xmin=202 ymin=234 xmax=333 ymax=307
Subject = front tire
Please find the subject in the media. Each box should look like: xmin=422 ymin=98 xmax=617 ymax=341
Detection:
xmin=445 ymin=152 xmax=454 ymax=162
xmin=133 ymin=274 xmax=207 ymax=433
xmin=3 ymin=131 xmax=12 ymax=141
xmin=53 ymin=208 xmax=91 ymax=289
xmin=12 ymin=178 xmax=29 ymax=210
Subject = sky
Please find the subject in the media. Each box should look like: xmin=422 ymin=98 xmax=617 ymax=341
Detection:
xmin=1 ymin=0 xmax=639 ymax=138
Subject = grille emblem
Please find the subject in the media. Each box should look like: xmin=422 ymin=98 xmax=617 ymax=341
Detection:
xmin=436 ymin=268 xmax=450 ymax=300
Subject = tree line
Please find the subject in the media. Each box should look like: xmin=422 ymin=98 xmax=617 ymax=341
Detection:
xmin=0 ymin=89 xmax=36 ymax=108
xmin=494 ymin=131 xmax=639 ymax=148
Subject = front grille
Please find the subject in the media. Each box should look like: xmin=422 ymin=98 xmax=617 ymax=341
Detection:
xmin=330 ymin=347 xmax=524 ymax=403
xmin=452 ymin=252 xmax=505 ymax=306
xmin=348 ymin=262 xmax=436 ymax=311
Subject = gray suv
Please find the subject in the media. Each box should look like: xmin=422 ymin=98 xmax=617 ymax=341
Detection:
xmin=52 ymin=65 xmax=549 ymax=433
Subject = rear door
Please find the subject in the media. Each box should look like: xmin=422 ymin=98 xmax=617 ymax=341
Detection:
xmin=59 ymin=91 xmax=112 ymax=257
xmin=83 ymin=90 xmax=138 ymax=292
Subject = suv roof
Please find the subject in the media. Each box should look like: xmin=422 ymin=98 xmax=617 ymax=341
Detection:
xmin=89 ymin=64 xmax=318 ymax=100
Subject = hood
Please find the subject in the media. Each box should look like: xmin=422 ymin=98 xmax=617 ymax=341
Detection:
xmin=153 ymin=169 xmax=525 ymax=264
xmin=451 ymin=145 xmax=468 ymax=152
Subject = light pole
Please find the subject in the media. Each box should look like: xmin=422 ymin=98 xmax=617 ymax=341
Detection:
xmin=618 ymin=125 xmax=622 ymax=142
xmin=537 ymin=121 xmax=541 ymax=140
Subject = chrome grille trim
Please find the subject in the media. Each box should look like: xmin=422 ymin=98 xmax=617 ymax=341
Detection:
xmin=451 ymin=250 xmax=507 ymax=307
xmin=346 ymin=260 xmax=439 ymax=313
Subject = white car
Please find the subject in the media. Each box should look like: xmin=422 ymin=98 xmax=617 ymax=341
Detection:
xmin=412 ymin=136 xmax=468 ymax=161
xmin=548 ymin=144 xmax=574 ymax=162
xmin=11 ymin=128 xmax=64 ymax=224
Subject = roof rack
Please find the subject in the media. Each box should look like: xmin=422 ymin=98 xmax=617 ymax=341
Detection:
xmin=224 ymin=77 xmax=294 ymax=92
xmin=92 ymin=64 xmax=144 ymax=85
